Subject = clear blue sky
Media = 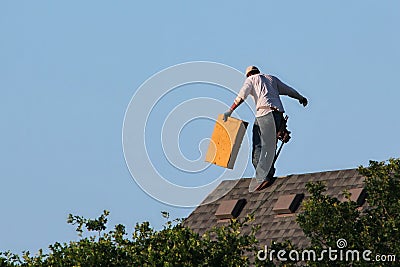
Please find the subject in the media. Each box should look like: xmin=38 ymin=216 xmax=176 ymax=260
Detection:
xmin=1 ymin=1 xmax=399 ymax=254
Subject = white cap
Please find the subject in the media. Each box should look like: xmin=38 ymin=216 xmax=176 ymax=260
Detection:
xmin=245 ymin=66 xmax=259 ymax=76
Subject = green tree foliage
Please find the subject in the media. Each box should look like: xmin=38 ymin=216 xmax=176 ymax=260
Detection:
xmin=297 ymin=159 xmax=400 ymax=266
xmin=358 ymin=159 xmax=400 ymax=258
xmin=0 ymin=211 xmax=259 ymax=266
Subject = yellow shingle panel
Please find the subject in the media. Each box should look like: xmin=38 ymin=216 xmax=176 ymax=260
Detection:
xmin=205 ymin=114 xmax=248 ymax=169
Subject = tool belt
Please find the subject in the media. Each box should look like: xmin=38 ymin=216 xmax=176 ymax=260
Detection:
xmin=277 ymin=114 xmax=291 ymax=143
xmin=258 ymin=106 xmax=291 ymax=143
xmin=257 ymin=105 xmax=279 ymax=112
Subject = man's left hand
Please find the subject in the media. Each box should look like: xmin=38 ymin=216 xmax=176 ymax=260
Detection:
xmin=299 ymin=97 xmax=308 ymax=107
xmin=223 ymin=110 xmax=232 ymax=122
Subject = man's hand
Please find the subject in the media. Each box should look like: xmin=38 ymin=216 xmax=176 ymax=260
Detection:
xmin=223 ymin=110 xmax=233 ymax=122
xmin=299 ymin=97 xmax=308 ymax=107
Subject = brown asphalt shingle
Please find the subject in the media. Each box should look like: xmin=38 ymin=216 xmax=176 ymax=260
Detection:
xmin=184 ymin=168 xmax=365 ymax=249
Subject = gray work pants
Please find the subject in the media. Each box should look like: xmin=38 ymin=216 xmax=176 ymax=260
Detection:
xmin=252 ymin=111 xmax=283 ymax=182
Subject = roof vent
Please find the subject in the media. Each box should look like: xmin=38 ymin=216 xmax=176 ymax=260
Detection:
xmin=273 ymin=193 xmax=304 ymax=214
xmin=348 ymin=188 xmax=366 ymax=206
xmin=215 ymin=199 xmax=247 ymax=220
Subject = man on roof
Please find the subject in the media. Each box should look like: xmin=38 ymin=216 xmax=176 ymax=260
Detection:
xmin=223 ymin=66 xmax=308 ymax=191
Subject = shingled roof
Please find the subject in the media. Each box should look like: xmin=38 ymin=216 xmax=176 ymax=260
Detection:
xmin=184 ymin=168 xmax=366 ymax=248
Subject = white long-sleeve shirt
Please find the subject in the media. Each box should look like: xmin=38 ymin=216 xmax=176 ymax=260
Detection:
xmin=235 ymin=74 xmax=304 ymax=117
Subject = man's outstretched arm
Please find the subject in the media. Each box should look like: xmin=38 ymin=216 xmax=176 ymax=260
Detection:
xmin=223 ymin=97 xmax=244 ymax=121
xmin=223 ymin=78 xmax=253 ymax=121
xmin=275 ymin=77 xmax=308 ymax=107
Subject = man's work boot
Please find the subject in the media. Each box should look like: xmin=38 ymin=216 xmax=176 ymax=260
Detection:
xmin=255 ymin=179 xmax=271 ymax=191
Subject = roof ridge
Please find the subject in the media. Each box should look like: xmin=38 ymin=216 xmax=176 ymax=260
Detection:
xmin=241 ymin=167 xmax=360 ymax=180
